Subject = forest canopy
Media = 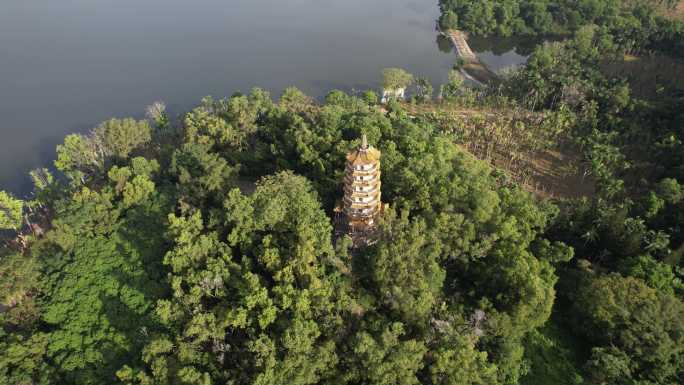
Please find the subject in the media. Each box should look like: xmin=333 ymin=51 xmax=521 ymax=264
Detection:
xmin=2 ymin=1 xmax=684 ymax=384
xmin=0 ymin=87 xmax=576 ymax=385
xmin=434 ymin=1 xmax=684 ymax=384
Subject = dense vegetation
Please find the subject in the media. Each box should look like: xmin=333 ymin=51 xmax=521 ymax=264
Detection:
xmin=1 ymin=88 xmax=575 ymax=385
xmin=1 ymin=1 xmax=683 ymax=384
xmin=435 ymin=1 xmax=684 ymax=384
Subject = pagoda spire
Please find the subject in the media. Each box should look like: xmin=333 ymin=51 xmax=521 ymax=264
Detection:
xmin=361 ymin=134 xmax=368 ymax=150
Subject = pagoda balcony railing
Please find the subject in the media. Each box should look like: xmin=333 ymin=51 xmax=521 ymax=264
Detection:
xmin=344 ymin=182 xmax=381 ymax=194
xmin=345 ymin=164 xmax=379 ymax=174
xmin=344 ymin=188 xmax=381 ymax=198
xmin=345 ymin=169 xmax=380 ymax=178
xmin=347 ymin=161 xmax=379 ymax=169
xmin=349 ymin=173 xmax=379 ymax=181
xmin=345 ymin=206 xmax=380 ymax=218
xmin=345 ymin=174 xmax=379 ymax=184
xmin=345 ymin=181 xmax=379 ymax=190
xmin=344 ymin=190 xmax=380 ymax=201
xmin=344 ymin=192 xmax=380 ymax=202
xmin=343 ymin=196 xmax=380 ymax=207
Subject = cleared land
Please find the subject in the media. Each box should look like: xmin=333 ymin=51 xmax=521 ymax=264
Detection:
xmin=661 ymin=0 xmax=684 ymax=19
xmin=401 ymin=102 xmax=594 ymax=200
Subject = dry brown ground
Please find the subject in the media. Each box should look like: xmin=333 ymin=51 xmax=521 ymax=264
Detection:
xmin=516 ymin=146 xmax=595 ymax=199
xmin=624 ymin=0 xmax=684 ymax=19
xmin=662 ymin=1 xmax=684 ymax=19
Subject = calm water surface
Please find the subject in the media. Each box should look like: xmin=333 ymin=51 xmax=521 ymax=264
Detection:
xmin=0 ymin=0 xmax=527 ymax=195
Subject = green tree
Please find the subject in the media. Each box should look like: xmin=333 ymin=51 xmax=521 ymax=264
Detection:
xmin=347 ymin=323 xmax=426 ymax=385
xmin=520 ymin=1 xmax=554 ymax=33
xmin=575 ymin=274 xmax=684 ymax=384
xmin=33 ymin=159 xmax=169 ymax=383
xmin=280 ymin=86 xmax=315 ymax=111
xmin=2 ymin=86 xmax=599 ymax=385
xmin=0 ymin=252 xmax=41 ymax=327
xmin=0 ymin=332 xmax=55 ymax=385
xmin=440 ymin=70 xmax=465 ymax=100
xmin=146 ymin=101 xmax=170 ymax=131
xmin=439 ymin=10 xmax=459 ymax=30
xmin=415 ymin=77 xmax=434 ymax=103
xmin=93 ymin=118 xmax=151 ymax=159
xmin=428 ymin=332 xmax=498 ymax=385
xmin=170 ymin=142 xmax=238 ymax=204
xmin=126 ymin=172 xmax=353 ymax=384
xmin=362 ymin=90 xmax=379 ymax=106
xmin=382 ymin=68 xmax=414 ymax=91
xmin=0 ymin=191 xmax=23 ymax=231
xmin=55 ymin=134 xmax=102 ymax=183
xmin=369 ymin=210 xmax=445 ymax=326
xmin=619 ymin=255 xmax=683 ymax=295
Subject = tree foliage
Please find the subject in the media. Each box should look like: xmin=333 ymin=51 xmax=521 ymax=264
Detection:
xmin=382 ymin=68 xmax=414 ymax=90
xmin=573 ymin=274 xmax=684 ymax=384
xmin=0 ymin=191 xmax=23 ymax=230
xmin=439 ymin=0 xmax=684 ymax=56
xmin=0 ymin=85 xmax=570 ymax=384
xmin=4 ymin=4 xmax=684 ymax=379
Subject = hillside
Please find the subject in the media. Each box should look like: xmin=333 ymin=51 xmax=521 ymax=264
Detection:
xmin=1 ymin=1 xmax=683 ymax=384
xmin=1 ymin=89 xmax=578 ymax=384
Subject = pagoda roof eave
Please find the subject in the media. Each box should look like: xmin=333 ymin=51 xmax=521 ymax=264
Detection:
xmin=346 ymin=147 xmax=381 ymax=164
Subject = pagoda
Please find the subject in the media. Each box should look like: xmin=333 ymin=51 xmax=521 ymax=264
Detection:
xmin=341 ymin=135 xmax=383 ymax=243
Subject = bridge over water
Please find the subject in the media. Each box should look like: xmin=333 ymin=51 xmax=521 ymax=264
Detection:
xmin=441 ymin=29 xmax=499 ymax=85
xmin=445 ymin=30 xmax=477 ymax=61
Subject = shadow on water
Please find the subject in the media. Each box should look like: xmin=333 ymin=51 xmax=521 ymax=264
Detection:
xmin=436 ymin=34 xmax=454 ymax=54
xmin=468 ymin=34 xmax=565 ymax=57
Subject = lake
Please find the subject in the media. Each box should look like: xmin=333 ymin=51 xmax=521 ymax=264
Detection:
xmin=0 ymin=0 xmax=527 ymax=195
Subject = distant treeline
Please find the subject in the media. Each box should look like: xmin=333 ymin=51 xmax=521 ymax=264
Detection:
xmin=438 ymin=0 xmax=684 ymax=56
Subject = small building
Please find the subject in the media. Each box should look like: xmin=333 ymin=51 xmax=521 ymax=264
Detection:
xmin=340 ymin=135 xmax=384 ymax=245
xmin=381 ymin=88 xmax=406 ymax=104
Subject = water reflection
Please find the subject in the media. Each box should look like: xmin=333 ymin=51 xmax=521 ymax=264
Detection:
xmin=469 ymin=35 xmax=564 ymax=57
xmin=436 ymin=34 xmax=453 ymax=54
